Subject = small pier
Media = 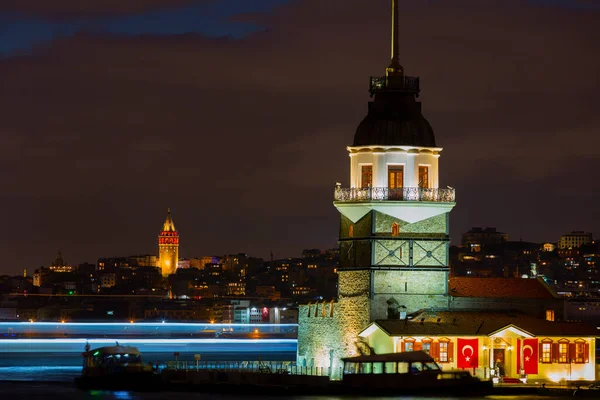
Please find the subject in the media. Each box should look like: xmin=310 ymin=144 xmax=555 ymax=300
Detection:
xmin=160 ymin=360 xmax=332 ymax=392
xmin=163 ymin=360 xmax=331 ymax=377
xmin=158 ymin=359 xmax=600 ymax=397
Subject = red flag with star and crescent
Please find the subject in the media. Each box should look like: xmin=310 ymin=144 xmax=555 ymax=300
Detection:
xmin=517 ymin=338 xmax=539 ymax=374
xmin=457 ymin=338 xmax=479 ymax=368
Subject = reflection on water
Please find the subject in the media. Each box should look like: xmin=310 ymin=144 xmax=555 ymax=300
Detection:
xmin=0 ymin=352 xmax=576 ymax=399
xmin=0 ymin=350 xmax=295 ymax=382
xmin=0 ymin=383 xmax=578 ymax=400
xmin=0 ymin=366 xmax=81 ymax=381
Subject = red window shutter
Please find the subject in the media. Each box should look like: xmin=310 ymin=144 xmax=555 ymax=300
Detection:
xmin=552 ymin=343 xmax=559 ymax=363
xmin=414 ymin=342 xmax=423 ymax=352
xmin=448 ymin=341 xmax=455 ymax=362
xmin=539 ymin=342 xmax=544 ymax=363
xmin=401 ymin=340 xmax=405 ymax=352
xmin=569 ymin=343 xmax=576 ymax=363
xmin=431 ymin=342 xmax=440 ymax=360
xmin=584 ymin=343 xmax=590 ymax=363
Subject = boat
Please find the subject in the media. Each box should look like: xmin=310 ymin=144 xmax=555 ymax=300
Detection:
xmin=74 ymin=343 xmax=160 ymax=391
xmin=572 ymin=381 xmax=600 ymax=398
xmin=340 ymin=351 xmax=493 ymax=396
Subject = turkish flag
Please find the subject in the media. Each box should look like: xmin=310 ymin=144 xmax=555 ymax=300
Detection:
xmin=517 ymin=339 xmax=539 ymax=374
xmin=457 ymin=338 xmax=479 ymax=368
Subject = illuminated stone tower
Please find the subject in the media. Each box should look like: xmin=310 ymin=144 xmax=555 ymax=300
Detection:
xmin=298 ymin=0 xmax=456 ymax=375
xmin=158 ymin=208 xmax=179 ymax=277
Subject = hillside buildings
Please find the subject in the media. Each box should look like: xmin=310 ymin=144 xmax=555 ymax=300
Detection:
xmin=558 ymin=231 xmax=593 ymax=250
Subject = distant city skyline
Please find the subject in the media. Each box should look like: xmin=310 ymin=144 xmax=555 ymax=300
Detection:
xmin=17 ymin=221 xmax=595 ymax=278
xmin=1 ymin=0 xmax=599 ymax=275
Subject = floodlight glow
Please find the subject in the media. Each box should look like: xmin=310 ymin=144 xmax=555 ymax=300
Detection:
xmin=0 ymin=322 xmax=298 ymax=327
xmin=0 ymin=338 xmax=297 ymax=344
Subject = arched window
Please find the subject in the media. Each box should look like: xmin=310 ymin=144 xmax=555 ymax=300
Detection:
xmin=391 ymin=222 xmax=400 ymax=236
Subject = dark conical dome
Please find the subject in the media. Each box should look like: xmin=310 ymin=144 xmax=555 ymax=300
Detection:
xmin=353 ymin=0 xmax=436 ymax=148
xmin=353 ymin=90 xmax=436 ymax=147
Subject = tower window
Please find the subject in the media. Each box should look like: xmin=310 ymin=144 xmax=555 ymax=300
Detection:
xmin=361 ymin=165 xmax=372 ymax=188
xmin=388 ymin=166 xmax=403 ymax=199
xmin=349 ymin=224 xmax=354 ymax=238
xmin=418 ymin=166 xmax=429 ymax=188
xmin=391 ymin=222 xmax=400 ymax=236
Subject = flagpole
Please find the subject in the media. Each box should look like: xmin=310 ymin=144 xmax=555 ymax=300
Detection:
xmin=490 ymin=337 xmax=494 ymax=372
xmin=519 ymin=337 xmax=524 ymax=377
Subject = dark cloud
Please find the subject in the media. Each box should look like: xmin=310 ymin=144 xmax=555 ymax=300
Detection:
xmin=0 ymin=0 xmax=204 ymax=18
xmin=0 ymin=0 xmax=599 ymax=274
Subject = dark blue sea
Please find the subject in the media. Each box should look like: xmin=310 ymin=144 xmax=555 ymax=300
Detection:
xmin=0 ymin=351 xmax=574 ymax=399
xmin=0 ymin=382 xmax=576 ymax=400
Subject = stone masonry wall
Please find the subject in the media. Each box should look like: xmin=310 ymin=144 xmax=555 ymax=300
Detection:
xmin=340 ymin=213 xmax=371 ymax=239
xmin=297 ymin=270 xmax=371 ymax=379
xmin=371 ymin=270 xmax=449 ymax=318
xmin=374 ymin=211 xmax=447 ymax=236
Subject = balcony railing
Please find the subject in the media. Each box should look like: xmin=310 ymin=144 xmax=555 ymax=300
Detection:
xmin=369 ymin=75 xmax=420 ymax=94
xmin=334 ymin=187 xmax=456 ymax=203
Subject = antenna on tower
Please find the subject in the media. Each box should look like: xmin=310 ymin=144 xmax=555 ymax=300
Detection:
xmin=387 ymin=0 xmax=404 ymax=76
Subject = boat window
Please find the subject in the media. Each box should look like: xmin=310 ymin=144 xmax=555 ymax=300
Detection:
xmin=457 ymin=372 xmax=472 ymax=379
xmin=438 ymin=373 xmax=457 ymax=380
xmin=424 ymin=362 xmax=440 ymax=371
xmin=373 ymin=362 xmax=384 ymax=374
xmin=410 ymin=362 xmax=423 ymax=373
xmin=397 ymin=362 xmax=409 ymax=373
xmin=384 ymin=362 xmax=396 ymax=374
xmin=360 ymin=362 xmax=372 ymax=374
xmin=344 ymin=362 xmax=359 ymax=375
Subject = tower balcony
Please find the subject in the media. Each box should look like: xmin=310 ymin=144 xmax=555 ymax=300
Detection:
xmin=370 ymin=75 xmax=420 ymax=95
xmin=334 ymin=187 xmax=455 ymax=203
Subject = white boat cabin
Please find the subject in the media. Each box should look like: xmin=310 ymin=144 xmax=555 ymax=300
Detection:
xmin=82 ymin=345 xmax=144 ymax=371
xmin=342 ymin=351 xmax=440 ymax=375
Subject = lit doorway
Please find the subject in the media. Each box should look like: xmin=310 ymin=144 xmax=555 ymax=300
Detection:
xmin=493 ymin=348 xmax=506 ymax=377
xmin=388 ymin=166 xmax=403 ymax=200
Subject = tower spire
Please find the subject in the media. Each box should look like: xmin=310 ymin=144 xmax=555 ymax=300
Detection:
xmin=163 ymin=208 xmax=176 ymax=232
xmin=387 ymin=0 xmax=404 ymax=78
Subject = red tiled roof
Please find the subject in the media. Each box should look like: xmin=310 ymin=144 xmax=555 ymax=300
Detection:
xmin=374 ymin=311 xmax=597 ymax=337
xmin=448 ymin=277 xmax=556 ymax=299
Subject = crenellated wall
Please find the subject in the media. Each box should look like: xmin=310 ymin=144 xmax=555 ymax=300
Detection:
xmin=297 ymin=270 xmax=371 ymax=379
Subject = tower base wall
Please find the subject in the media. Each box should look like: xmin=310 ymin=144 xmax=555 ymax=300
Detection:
xmin=297 ymin=270 xmax=371 ymax=379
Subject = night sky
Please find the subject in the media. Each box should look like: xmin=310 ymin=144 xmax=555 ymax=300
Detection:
xmin=1 ymin=0 xmax=599 ymax=275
